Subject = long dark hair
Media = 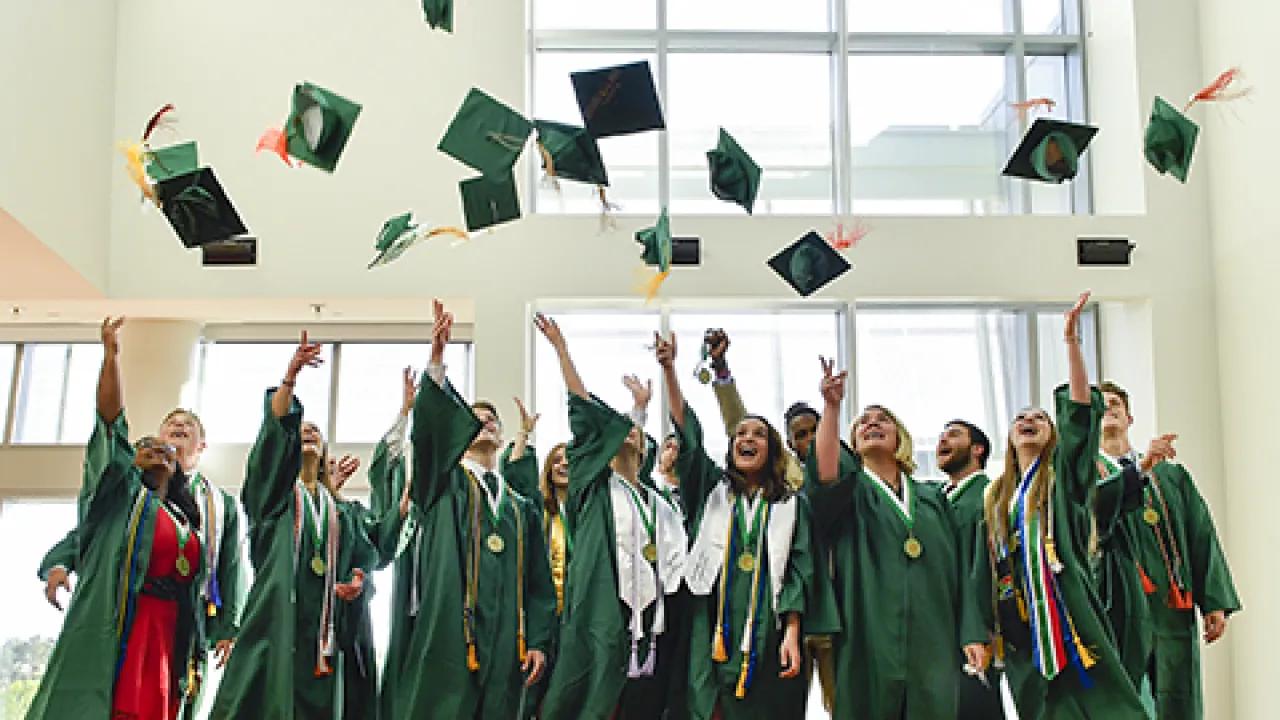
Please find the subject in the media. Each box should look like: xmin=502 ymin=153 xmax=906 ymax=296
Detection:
xmin=723 ymin=414 xmax=791 ymax=503
xmin=143 ymin=467 xmax=202 ymax=532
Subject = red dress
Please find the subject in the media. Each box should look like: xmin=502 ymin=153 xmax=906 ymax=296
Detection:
xmin=112 ymin=504 xmax=202 ymax=720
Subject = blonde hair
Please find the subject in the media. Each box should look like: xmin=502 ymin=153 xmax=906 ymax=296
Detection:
xmin=984 ymin=415 xmax=1058 ymax=546
xmin=850 ymin=404 xmax=918 ymax=475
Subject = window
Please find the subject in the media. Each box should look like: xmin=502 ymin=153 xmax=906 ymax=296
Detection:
xmin=10 ymin=344 xmax=104 ymax=445
xmin=530 ymin=0 xmax=1088 ymax=216
xmin=197 ymin=342 xmax=474 ymax=445
xmin=0 ymin=500 xmax=76 ymax=718
xmin=0 ymin=344 xmax=15 ymax=438
xmin=854 ymin=303 xmax=1099 ymax=480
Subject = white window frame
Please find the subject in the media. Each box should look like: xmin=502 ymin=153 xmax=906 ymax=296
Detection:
xmin=528 ymin=0 xmax=1090 ymax=215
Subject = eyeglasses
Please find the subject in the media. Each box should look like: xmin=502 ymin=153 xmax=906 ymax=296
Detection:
xmin=135 ymin=437 xmax=177 ymax=456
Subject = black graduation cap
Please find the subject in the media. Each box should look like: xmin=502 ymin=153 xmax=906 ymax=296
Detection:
xmin=154 ymin=167 xmax=249 ymax=248
xmin=767 ymin=231 xmax=851 ymax=297
xmin=1002 ymin=118 xmax=1098 ymax=184
xmin=571 ymin=61 xmax=665 ymax=139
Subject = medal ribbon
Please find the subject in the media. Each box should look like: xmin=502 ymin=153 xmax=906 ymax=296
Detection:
xmin=733 ymin=493 xmax=767 ymax=555
xmin=292 ymin=481 xmax=339 ymax=676
xmin=161 ymin=502 xmax=194 ymax=568
xmin=622 ymin=481 xmax=656 ymax=546
xmin=867 ymin=469 xmax=915 ymax=537
xmin=299 ymin=481 xmax=329 ymax=561
xmin=735 ymin=499 xmax=771 ymax=698
xmin=1098 ymin=452 xmax=1188 ymax=600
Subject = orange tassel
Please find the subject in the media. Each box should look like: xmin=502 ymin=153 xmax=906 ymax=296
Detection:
xmin=1168 ymin=586 xmax=1194 ymax=611
xmin=423 ymin=227 xmax=471 ymax=246
xmin=142 ymin=103 xmax=176 ymax=143
xmin=467 ymin=643 xmax=479 ymax=672
xmin=537 ymin=142 xmax=561 ymax=191
xmin=636 ymin=269 xmax=670 ymax=304
xmin=118 ymin=142 xmax=158 ymax=206
xmin=1010 ymin=97 xmax=1056 ymax=119
xmin=518 ymin=633 xmax=528 ymax=664
xmin=1137 ymin=563 xmax=1157 ymax=594
xmin=712 ymin=627 xmax=728 ymax=663
xmin=1185 ymin=67 xmax=1253 ymax=112
xmin=256 ymin=126 xmax=297 ymax=167
xmin=734 ymin=657 xmax=749 ymax=699
xmin=314 ymin=656 xmax=333 ymax=677
xmin=598 ymin=186 xmax=619 ymax=231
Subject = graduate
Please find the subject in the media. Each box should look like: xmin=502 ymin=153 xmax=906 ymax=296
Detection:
xmin=655 ymin=330 xmax=835 ymax=720
xmin=209 ymin=331 xmax=378 ymax=720
xmin=809 ymin=360 xmax=982 ymax=720
xmin=972 ymin=292 xmax=1149 ymax=719
xmin=535 ymin=441 xmax=572 ymax=613
xmin=1095 ymin=380 xmax=1241 ymax=720
xmin=26 ymin=317 xmax=205 ymax=720
xmin=645 ymin=431 xmax=695 ymax=720
xmin=380 ymin=299 xmax=555 ymax=720
xmin=34 ymin=407 xmax=247 ymax=718
xmin=535 ymin=312 xmax=688 ymax=720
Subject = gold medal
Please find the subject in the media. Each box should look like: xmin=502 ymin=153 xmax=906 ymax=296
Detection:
xmin=176 ymin=555 xmax=191 ymax=578
xmin=643 ymin=543 xmax=658 ymax=563
xmin=738 ymin=553 xmax=756 ymax=572
xmin=487 ymin=533 xmax=505 ymax=554
xmin=696 ymin=367 xmax=712 ymax=384
xmin=311 ymin=555 xmax=327 ymax=576
xmin=904 ymin=537 xmax=923 ymax=559
xmin=1143 ymin=508 xmax=1160 ymax=525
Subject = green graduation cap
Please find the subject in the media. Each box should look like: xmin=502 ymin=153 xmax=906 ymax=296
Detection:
xmin=1144 ymin=96 xmax=1199 ymax=183
xmin=368 ymin=213 xmax=421 ymax=269
xmin=422 ymin=0 xmax=453 ymax=33
xmin=707 ymin=128 xmax=762 ymax=214
xmin=534 ymin=119 xmax=609 ymax=187
xmin=460 ymin=172 xmax=521 ymax=231
xmin=145 ymin=142 xmax=199 ymax=183
xmin=439 ymin=89 xmax=534 ymax=178
xmin=154 ymin=167 xmax=249 ymax=248
xmin=1002 ymin=118 xmax=1098 ymax=184
xmin=635 ymin=208 xmax=672 ymax=301
xmin=768 ymin=231 xmax=851 ymax=298
xmin=571 ymin=61 xmax=665 ymax=139
xmin=285 ymin=82 xmax=363 ymax=173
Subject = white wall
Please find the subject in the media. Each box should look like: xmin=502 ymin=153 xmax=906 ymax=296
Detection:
xmin=0 ymin=0 xmax=118 ymax=290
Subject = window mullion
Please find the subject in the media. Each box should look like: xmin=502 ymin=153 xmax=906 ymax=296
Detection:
xmin=56 ymin=345 xmax=72 ymax=443
xmin=327 ymin=343 xmax=342 ymax=443
xmin=4 ymin=344 xmax=25 ymax=444
xmin=833 ymin=0 xmax=851 ymax=215
xmin=656 ymin=0 xmax=670 ymax=210
xmin=1026 ymin=311 xmax=1042 ymax=409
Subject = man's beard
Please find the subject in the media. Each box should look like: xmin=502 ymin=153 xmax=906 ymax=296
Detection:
xmin=939 ymin=446 xmax=973 ymax=475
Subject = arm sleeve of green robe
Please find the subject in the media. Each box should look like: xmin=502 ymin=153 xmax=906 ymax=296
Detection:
xmin=781 ymin=494 xmax=841 ymax=636
xmin=78 ymin=411 xmax=138 ymax=529
xmin=800 ymin=441 xmax=861 ymax=542
xmin=501 ymin=441 xmax=542 ymax=501
xmin=207 ymin=493 xmax=248 ymax=644
xmin=38 ymin=529 xmax=80 ymax=581
xmin=941 ymin=495 xmax=988 ymax=648
xmin=367 ymin=414 xmax=410 ymax=568
xmin=565 ymin=393 xmax=633 ymax=515
xmin=672 ymin=402 xmax=726 ymax=530
xmin=241 ymin=389 xmax=304 ymax=525
xmin=410 ymin=372 xmax=481 ymax=511
xmin=1174 ymin=464 xmax=1242 ymax=616
xmin=1052 ymin=383 xmax=1105 ymax=507
xmin=521 ymin=496 xmax=558 ymax=654
xmin=968 ymin=521 xmax=997 ymax=639
xmin=712 ymin=378 xmax=748 ymax=439
xmin=1095 ymin=463 xmax=1147 ymax=545
xmin=345 ymin=503 xmax=382 ymax=575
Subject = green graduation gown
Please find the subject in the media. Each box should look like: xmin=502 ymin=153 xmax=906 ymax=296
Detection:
xmin=803 ymin=439 xmax=979 ymax=720
xmin=642 ymin=434 xmax=694 ymax=720
xmin=500 ymin=441 xmax=553 ymax=720
xmin=948 ymin=472 xmax=1006 ymax=719
xmin=540 ymin=395 xmax=687 ymax=720
xmin=972 ymin=386 xmax=1148 ymax=720
xmin=37 ymin=529 xmax=78 ymax=582
xmin=676 ymin=404 xmax=837 ymax=720
xmin=1096 ymin=456 xmax=1241 ymax=720
xmin=209 ymin=390 xmax=378 ymax=720
xmin=26 ymin=412 xmax=204 ymax=720
xmin=379 ymin=374 xmax=556 ymax=720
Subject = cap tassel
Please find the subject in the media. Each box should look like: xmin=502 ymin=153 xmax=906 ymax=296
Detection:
xmin=1015 ymin=590 xmax=1029 ymax=622
xmin=1137 ymin=563 xmax=1157 ymax=595
xmin=1010 ymin=97 xmax=1056 ymax=119
xmin=1045 ymin=539 xmax=1064 ymax=574
xmin=1186 ymin=67 xmax=1253 ymax=112
xmin=635 ymin=268 xmax=670 ymax=303
xmin=992 ymin=635 xmax=1006 ymax=668
xmin=424 ymin=226 xmax=472 ymax=246
xmin=118 ymin=142 xmax=158 ymax=206
xmin=1168 ymin=586 xmax=1194 ymax=611
xmin=536 ymin=142 xmax=561 ymax=192
xmin=627 ymin=638 xmax=642 ymax=678
xmin=256 ymin=126 xmax=297 ymax=167
xmin=467 ymin=642 xmax=480 ymax=672
xmin=598 ymin=186 xmax=619 ymax=231
xmin=711 ymin=626 xmax=729 ymax=663
xmin=734 ymin=656 xmax=750 ymax=699
xmin=1073 ymin=634 xmax=1098 ymax=670
xmin=142 ymin=103 xmax=177 ymax=143
xmin=314 ymin=655 xmax=333 ymax=677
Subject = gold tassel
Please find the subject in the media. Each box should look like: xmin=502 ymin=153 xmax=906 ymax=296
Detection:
xmin=735 ymin=656 xmax=750 ymax=699
xmin=635 ymin=269 xmax=670 ymax=303
xmin=118 ymin=141 xmax=158 ymax=205
xmin=467 ymin=643 xmax=480 ymax=672
xmin=1073 ymin=635 xmax=1098 ymax=669
xmin=424 ymin=227 xmax=471 ymax=246
xmin=712 ymin=627 xmax=728 ymax=663
xmin=518 ymin=633 xmax=528 ymax=664
xmin=536 ymin=142 xmax=561 ymax=191
xmin=1015 ymin=591 xmax=1028 ymax=622
xmin=207 ymin=602 xmax=217 ymax=618
xmin=1045 ymin=538 xmax=1064 ymax=573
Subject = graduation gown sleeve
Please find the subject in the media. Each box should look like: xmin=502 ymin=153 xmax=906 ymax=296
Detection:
xmin=1176 ymin=465 xmax=1241 ymax=616
xmin=38 ymin=528 xmax=79 ymax=581
xmin=366 ymin=415 xmax=411 ymax=569
xmin=409 ymin=374 xmax=481 ymax=511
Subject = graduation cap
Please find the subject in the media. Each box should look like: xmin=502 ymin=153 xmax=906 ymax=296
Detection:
xmin=145 ymin=142 xmax=199 ymax=183
xmin=1144 ymin=96 xmax=1199 ymax=184
xmin=635 ymin=208 xmax=672 ymax=301
xmin=460 ymin=172 xmax=521 ymax=232
xmin=284 ymin=82 xmax=363 ymax=172
xmin=422 ymin=0 xmax=453 ymax=33
xmin=707 ymin=128 xmax=761 ymax=214
xmin=571 ymin=61 xmax=665 ymax=139
xmin=1002 ymin=118 xmax=1098 ymax=184
xmin=367 ymin=213 xmax=469 ymax=268
xmin=439 ymin=89 xmax=534 ymax=178
xmin=534 ymin=120 xmax=609 ymax=187
xmin=768 ymin=231 xmax=851 ymax=298
xmin=202 ymin=237 xmax=257 ymax=267
xmin=154 ymin=167 xmax=249 ymax=248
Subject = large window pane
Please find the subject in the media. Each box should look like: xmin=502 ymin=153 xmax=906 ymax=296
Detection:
xmin=1024 ymin=54 xmax=1073 ymax=214
xmin=1022 ymin=0 xmax=1066 ymax=33
xmin=669 ymin=0 xmax=828 ymax=31
xmin=668 ymin=309 xmax=842 ymax=461
xmin=0 ymin=344 xmax=15 ymax=438
xmin=0 ymin=500 xmax=76 ymax=719
xmin=848 ymin=0 xmax=1011 ymax=33
xmin=533 ymin=0 xmax=655 ymax=30
xmin=199 ymin=343 xmax=334 ymax=444
xmin=12 ymin=344 xmax=104 ymax=444
xmin=668 ymin=54 xmax=833 ymax=215
xmin=849 ymin=55 xmax=1011 ymax=215
xmin=533 ymin=311 xmax=663 ymax=464
xmin=532 ymin=52 xmax=660 ymax=216
xmin=334 ymin=343 xmax=472 ymax=444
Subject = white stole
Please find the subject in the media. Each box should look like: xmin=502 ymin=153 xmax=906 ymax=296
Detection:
xmin=685 ymin=481 xmax=798 ymax=614
xmin=192 ymin=473 xmax=226 ymax=601
xmin=609 ymin=475 xmax=688 ymax=644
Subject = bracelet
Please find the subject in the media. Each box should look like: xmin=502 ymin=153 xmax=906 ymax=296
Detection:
xmin=1064 ymin=336 xmax=1080 ymax=345
xmin=281 ymin=379 xmax=296 ymax=387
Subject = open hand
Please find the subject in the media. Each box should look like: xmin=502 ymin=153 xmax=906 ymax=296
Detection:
xmin=401 ymin=367 xmax=421 ymax=415
xmin=514 ymin=396 xmax=540 ymax=434
xmin=430 ymin=300 xmax=453 ymax=362
xmin=287 ymin=331 xmax=325 ymax=378
xmin=1065 ymin=291 xmax=1090 ymax=340
xmin=330 ymin=455 xmax=360 ymax=492
xmin=1140 ymin=434 xmax=1178 ymax=473
xmin=653 ymin=332 xmax=677 ymax=368
xmin=100 ymin=317 xmax=126 ymax=356
xmin=819 ymin=356 xmax=847 ymax=408
xmin=622 ymin=374 xmax=653 ymax=409
xmin=533 ymin=312 xmax=565 ymax=348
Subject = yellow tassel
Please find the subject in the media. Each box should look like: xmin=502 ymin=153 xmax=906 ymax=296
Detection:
xmin=207 ymin=602 xmax=217 ymax=618
xmin=635 ymin=269 xmax=670 ymax=304
xmin=735 ymin=657 xmax=749 ymax=699
xmin=118 ymin=141 xmax=157 ymax=205
xmin=1045 ymin=538 xmax=1063 ymax=573
xmin=1016 ymin=591 xmax=1028 ymax=622
xmin=536 ymin=142 xmax=561 ymax=191
xmin=467 ymin=643 xmax=479 ymax=672
xmin=424 ymin=226 xmax=471 ymax=246
xmin=712 ymin=627 xmax=728 ymax=663
xmin=1073 ymin=635 xmax=1098 ymax=669
xmin=993 ymin=635 xmax=1005 ymax=662
xmin=518 ymin=633 xmax=528 ymax=664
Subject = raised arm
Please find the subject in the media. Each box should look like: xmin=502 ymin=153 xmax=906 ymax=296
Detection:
xmin=655 ymin=332 xmax=688 ymax=430
xmin=96 ymin=317 xmax=125 ymax=424
xmin=1065 ymin=291 xmax=1091 ymax=405
xmin=242 ymin=333 xmax=317 ymax=524
xmin=272 ymin=330 xmax=322 ymax=418
xmin=534 ymin=312 xmax=587 ymax=399
xmin=703 ymin=330 xmax=747 ymax=437
xmin=80 ymin=318 xmax=136 ymax=530
xmin=815 ymin=357 xmax=846 ymax=484
xmin=508 ymin=397 xmax=540 ymax=462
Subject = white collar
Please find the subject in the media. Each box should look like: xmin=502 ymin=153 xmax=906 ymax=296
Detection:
xmin=864 ymin=465 xmax=911 ymax=517
xmin=946 ymin=469 xmax=985 ymax=500
xmin=460 ymin=457 xmax=505 ymax=513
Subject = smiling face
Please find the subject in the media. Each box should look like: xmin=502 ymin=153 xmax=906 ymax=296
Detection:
xmin=548 ymin=445 xmax=569 ymax=489
xmin=159 ymin=410 xmax=205 ymax=467
xmin=1010 ymin=408 xmax=1053 ymax=453
xmin=731 ymin=418 xmax=771 ymax=475
xmin=301 ymin=422 xmax=325 ymax=458
xmin=936 ymin=423 xmax=978 ymax=475
xmin=787 ymin=414 xmax=818 ymax=462
xmin=853 ymin=406 xmax=899 ymax=458
xmin=133 ymin=436 xmax=178 ymax=477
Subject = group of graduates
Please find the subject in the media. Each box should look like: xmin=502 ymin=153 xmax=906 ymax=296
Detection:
xmin=24 ymin=291 xmax=1240 ymax=720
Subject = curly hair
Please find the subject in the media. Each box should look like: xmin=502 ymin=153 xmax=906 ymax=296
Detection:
xmin=723 ymin=414 xmax=792 ymax=503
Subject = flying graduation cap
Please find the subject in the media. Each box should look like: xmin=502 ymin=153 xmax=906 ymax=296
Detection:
xmin=534 ymin=119 xmax=609 ymax=188
xmin=1002 ymin=118 xmax=1098 ymax=184
xmin=439 ymin=88 xmax=534 ymax=178
xmin=460 ymin=172 xmax=522 ymax=232
xmin=154 ymin=167 xmax=249 ymax=249
xmin=571 ymin=61 xmax=665 ymax=139
xmin=635 ymin=208 xmax=672 ymax=302
xmin=1144 ymin=96 xmax=1199 ymax=183
xmin=768 ymin=231 xmax=851 ymax=298
xmin=707 ymin=128 xmax=762 ymax=214
xmin=146 ymin=142 xmax=200 ymax=183
xmin=422 ymin=0 xmax=453 ymax=33
xmin=368 ymin=212 xmax=469 ymax=269
xmin=276 ymin=82 xmax=363 ymax=172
